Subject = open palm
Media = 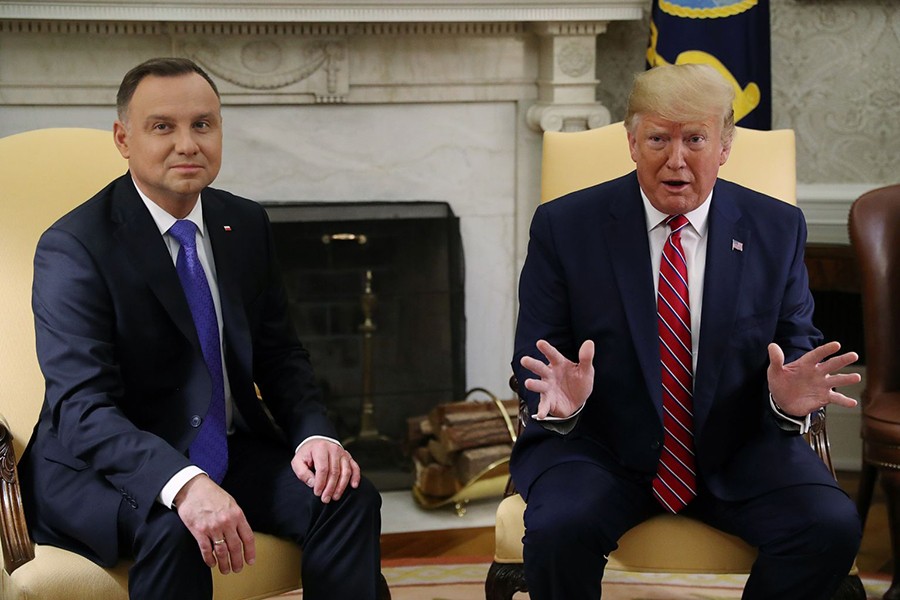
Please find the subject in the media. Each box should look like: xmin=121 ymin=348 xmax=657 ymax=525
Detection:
xmin=521 ymin=339 xmax=595 ymax=419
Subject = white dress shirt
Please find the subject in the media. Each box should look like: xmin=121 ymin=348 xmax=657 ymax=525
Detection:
xmin=134 ymin=181 xmax=340 ymax=508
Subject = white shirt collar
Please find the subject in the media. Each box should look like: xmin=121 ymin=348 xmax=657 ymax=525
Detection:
xmin=131 ymin=177 xmax=205 ymax=239
xmin=640 ymin=186 xmax=713 ymax=238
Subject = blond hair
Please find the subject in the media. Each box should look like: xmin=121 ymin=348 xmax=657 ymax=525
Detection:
xmin=624 ymin=64 xmax=735 ymax=147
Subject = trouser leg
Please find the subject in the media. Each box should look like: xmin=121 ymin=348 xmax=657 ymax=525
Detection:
xmin=522 ymin=461 xmax=660 ymax=600
xmin=117 ymin=500 xmax=212 ymax=600
xmin=690 ymin=483 xmax=861 ymax=600
xmin=223 ymin=432 xmax=383 ymax=600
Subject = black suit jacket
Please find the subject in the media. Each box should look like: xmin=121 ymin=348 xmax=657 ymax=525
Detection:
xmin=21 ymin=174 xmax=335 ymax=565
xmin=511 ymin=172 xmax=839 ymax=502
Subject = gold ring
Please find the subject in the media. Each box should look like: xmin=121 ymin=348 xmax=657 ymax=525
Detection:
xmin=213 ymin=539 xmax=226 ymax=545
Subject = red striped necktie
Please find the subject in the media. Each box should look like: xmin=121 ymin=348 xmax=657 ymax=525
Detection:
xmin=652 ymin=214 xmax=697 ymax=513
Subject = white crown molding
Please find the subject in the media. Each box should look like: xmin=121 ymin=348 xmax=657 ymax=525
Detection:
xmin=0 ymin=1 xmax=646 ymax=24
xmin=797 ymin=183 xmax=883 ymax=245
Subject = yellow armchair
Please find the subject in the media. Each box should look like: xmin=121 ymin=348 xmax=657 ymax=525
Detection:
xmin=0 ymin=129 xmax=303 ymax=600
xmin=485 ymin=122 xmax=864 ymax=600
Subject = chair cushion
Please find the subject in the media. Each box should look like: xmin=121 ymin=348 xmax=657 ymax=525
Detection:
xmin=1 ymin=533 xmax=301 ymax=600
xmin=492 ymin=494 xmax=758 ymax=574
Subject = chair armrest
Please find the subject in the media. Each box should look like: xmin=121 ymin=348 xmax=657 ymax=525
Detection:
xmin=805 ymin=408 xmax=837 ymax=479
xmin=0 ymin=414 xmax=35 ymax=575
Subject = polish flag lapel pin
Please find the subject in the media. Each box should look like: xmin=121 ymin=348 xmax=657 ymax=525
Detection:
xmin=223 ymin=225 xmax=232 ymax=232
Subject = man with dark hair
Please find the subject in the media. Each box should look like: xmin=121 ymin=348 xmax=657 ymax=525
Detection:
xmin=512 ymin=64 xmax=861 ymax=599
xmin=20 ymin=57 xmax=383 ymax=600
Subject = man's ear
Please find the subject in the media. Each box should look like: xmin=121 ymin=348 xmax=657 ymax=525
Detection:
xmin=627 ymin=131 xmax=639 ymax=164
xmin=719 ymin=142 xmax=732 ymax=166
xmin=112 ymin=120 xmax=130 ymax=159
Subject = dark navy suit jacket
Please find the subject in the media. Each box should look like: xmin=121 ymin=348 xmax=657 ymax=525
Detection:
xmin=21 ymin=174 xmax=335 ymax=566
xmin=511 ymin=171 xmax=839 ymax=502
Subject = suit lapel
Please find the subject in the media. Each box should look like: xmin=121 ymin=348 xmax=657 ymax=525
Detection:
xmin=111 ymin=176 xmax=198 ymax=347
xmin=601 ymin=175 xmax=663 ymax=417
xmin=693 ymin=181 xmax=750 ymax=434
xmin=203 ymin=194 xmax=254 ymax=383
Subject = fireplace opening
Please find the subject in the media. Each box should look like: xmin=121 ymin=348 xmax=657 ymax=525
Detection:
xmin=265 ymin=201 xmax=466 ymax=490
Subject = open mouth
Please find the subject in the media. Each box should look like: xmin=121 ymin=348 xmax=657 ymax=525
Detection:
xmin=663 ymin=180 xmax=689 ymax=189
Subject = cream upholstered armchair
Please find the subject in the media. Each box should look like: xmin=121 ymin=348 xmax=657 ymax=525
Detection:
xmin=0 ymin=128 xmax=303 ymax=600
xmin=484 ymin=122 xmax=866 ymax=600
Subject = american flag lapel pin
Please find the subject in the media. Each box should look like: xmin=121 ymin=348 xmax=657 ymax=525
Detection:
xmin=223 ymin=225 xmax=232 ymax=232
xmin=732 ymin=239 xmax=743 ymax=252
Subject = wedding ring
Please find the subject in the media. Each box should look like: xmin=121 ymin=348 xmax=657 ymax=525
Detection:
xmin=213 ymin=539 xmax=226 ymax=545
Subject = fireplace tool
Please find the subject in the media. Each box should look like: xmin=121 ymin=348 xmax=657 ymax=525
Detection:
xmin=342 ymin=268 xmax=394 ymax=449
xmin=322 ymin=233 xmax=396 ymax=457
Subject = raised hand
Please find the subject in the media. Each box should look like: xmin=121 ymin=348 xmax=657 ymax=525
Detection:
xmin=521 ymin=339 xmax=595 ymax=420
xmin=767 ymin=341 xmax=860 ymax=417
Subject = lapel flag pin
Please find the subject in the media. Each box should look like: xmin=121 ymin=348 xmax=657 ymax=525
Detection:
xmin=732 ymin=239 xmax=743 ymax=252
xmin=223 ymin=225 xmax=232 ymax=232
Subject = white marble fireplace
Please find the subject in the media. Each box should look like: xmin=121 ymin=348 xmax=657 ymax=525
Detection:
xmin=0 ymin=1 xmax=647 ymax=397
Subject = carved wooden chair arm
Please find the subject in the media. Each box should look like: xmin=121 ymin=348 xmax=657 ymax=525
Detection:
xmin=805 ymin=408 xmax=836 ymax=478
xmin=0 ymin=414 xmax=35 ymax=575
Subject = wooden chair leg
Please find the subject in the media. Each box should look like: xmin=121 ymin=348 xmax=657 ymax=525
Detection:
xmin=831 ymin=573 xmax=867 ymax=600
xmin=881 ymin=468 xmax=900 ymax=600
xmin=485 ymin=561 xmax=527 ymax=600
xmin=857 ymin=461 xmax=878 ymax=527
xmin=378 ymin=572 xmax=391 ymax=600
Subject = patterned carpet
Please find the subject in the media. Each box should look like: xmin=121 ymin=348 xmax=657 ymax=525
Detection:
xmin=278 ymin=557 xmax=892 ymax=599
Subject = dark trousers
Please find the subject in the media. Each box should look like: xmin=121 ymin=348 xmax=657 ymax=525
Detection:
xmin=522 ymin=461 xmax=861 ymax=600
xmin=117 ymin=432 xmax=382 ymax=600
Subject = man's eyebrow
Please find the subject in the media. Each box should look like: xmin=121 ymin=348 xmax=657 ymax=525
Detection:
xmin=143 ymin=112 xmax=220 ymax=122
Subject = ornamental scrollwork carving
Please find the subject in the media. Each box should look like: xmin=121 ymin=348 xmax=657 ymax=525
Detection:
xmin=0 ymin=428 xmax=16 ymax=485
xmin=526 ymin=102 xmax=611 ymax=133
xmin=180 ymin=39 xmax=348 ymax=96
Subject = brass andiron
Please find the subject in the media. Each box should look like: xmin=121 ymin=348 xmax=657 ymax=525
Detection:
xmin=343 ymin=269 xmax=392 ymax=447
xmin=341 ymin=269 xmax=393 ymax=446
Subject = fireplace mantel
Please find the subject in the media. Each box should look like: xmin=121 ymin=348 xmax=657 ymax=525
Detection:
xmin=0 ymin=1 xmax=645 ymax=24
xmin=0 ymin=0 xmax=647 ymax=400
xmin=0 ymin=0 xmax=645 ymax=131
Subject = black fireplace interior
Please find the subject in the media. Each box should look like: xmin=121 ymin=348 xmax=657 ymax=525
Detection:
xmin=265 ymin=201 xmax=465 ymax=489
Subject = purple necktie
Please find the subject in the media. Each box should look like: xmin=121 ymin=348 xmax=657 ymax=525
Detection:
xmin=652 ymin=214 xmax=697 ymax=513
xmin=169 ymin=219 xmax=228 ymax=483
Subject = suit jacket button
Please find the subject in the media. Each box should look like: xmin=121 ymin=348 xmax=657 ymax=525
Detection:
xmin=651 ymin=440 xmax=661 ymax=450
xmin=190 ymin=415 xmax=202 ymax=428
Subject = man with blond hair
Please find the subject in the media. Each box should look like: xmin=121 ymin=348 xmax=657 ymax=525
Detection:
xmin=511 ymin=64 xmax=861 ymax=599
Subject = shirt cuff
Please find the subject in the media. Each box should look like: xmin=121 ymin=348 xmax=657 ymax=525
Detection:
xmin=769 ymin=393 xmax=812 ymax=434
xmin=531 ymin=401 xmax=587 ymax=435
xmin=158 ymin=466 xmax=206 ymax=509
xmin=295 ymin=435 xmax=343 ymax=454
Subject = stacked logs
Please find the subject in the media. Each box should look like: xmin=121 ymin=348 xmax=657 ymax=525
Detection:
xmin=408 ymin=398 xmax=518 ymax=500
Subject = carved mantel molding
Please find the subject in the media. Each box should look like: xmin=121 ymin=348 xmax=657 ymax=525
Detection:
xmin=0 ymin=0 xmax=646 ymax=130
xmin=0 ymin=1 xmax=645 ymax=24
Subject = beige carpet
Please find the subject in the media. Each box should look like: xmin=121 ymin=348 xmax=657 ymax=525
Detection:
xmin=276 ymin=557 xmax=892 ymax=599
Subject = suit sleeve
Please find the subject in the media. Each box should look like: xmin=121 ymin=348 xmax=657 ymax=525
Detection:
xmin=32 ymin=227 xmax=193 ymax=516
xmin=513 ymin=204 xmax=579 ymax=419
xmin=772 ymin=209 xmax=822 ymax=364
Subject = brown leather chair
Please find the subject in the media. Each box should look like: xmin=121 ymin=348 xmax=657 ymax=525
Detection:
xmin=850 ymin=183 xmax=900 ymax=600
